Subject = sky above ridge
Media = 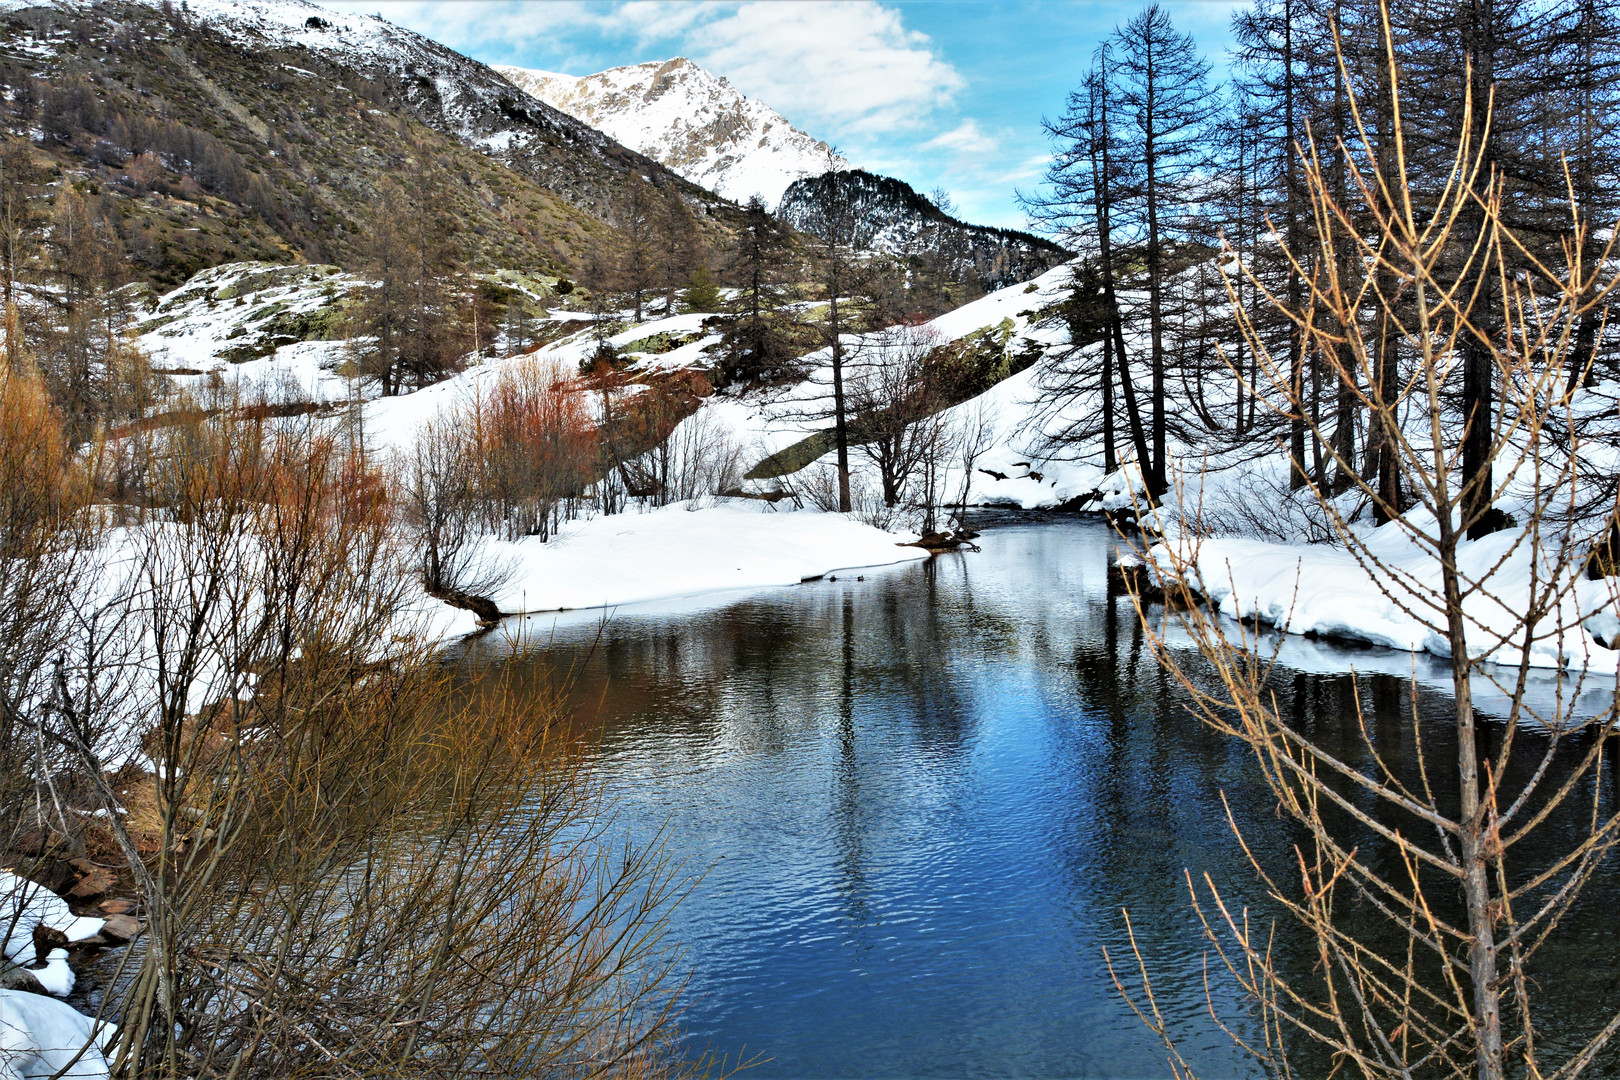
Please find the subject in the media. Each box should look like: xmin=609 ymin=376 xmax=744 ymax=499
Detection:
xmin=326 ymin=1 xmax=1244 ymax=231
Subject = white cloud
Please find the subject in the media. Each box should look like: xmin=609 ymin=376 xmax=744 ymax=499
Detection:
xmin=680 ymin=2 xmax=963 ymax=135
xmin=993 ymin=154 xmax=1051 ymax=187
xmin=921 ymin=119 xmax=998 ymax=158
xmin=341 ymin=1 xmax=962 ymax=135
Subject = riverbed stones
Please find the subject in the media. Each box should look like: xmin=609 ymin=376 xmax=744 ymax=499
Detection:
xmin=0 ymin=963 xmax=45 ymax=994
xmin=66 ymin=864 xmax=116 ymax=900
xmin=96 ymin=899 xmax=136 ymax=916
xmin=99 ymin=915 xmax=141 ymax=942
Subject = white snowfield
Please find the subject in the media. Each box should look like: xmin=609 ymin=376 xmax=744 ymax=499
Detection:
xmin=0 ymin=872 xmax=105 ymax=1003
xmin=497 ymin=59 xmax=846 ymax=209
xmin=0 ymin=990 xmax=115 ymax=1080
xmin=1158 ymin=512 xmax=1620 ymax=673
xmin=476 ymin=500 xmax=928 ymax=615
xmin=131 ymin=262 xmax=360 ymax=405
xmin=682 ymin=260 xmax=1104 ymax=510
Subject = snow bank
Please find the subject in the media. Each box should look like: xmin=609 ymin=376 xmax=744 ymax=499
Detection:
xmin=1162 ymin=515 xmax=1620 ymax=672
xmin=1 ymin=873 xmax=103 ymax=971
xmin=473 ymin=500 xmax=929 ymax=614
xmin=0 ymin=989 xmax=114 ymax=1079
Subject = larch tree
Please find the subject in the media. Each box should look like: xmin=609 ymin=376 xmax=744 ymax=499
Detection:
xmin=1113 ymin=3 xmax=1217 ymax=499
xmin=814 ymin=156 xmax=859 ymax=514
xmin=0 ymin=136 xmax=41 ymax=316
xmin=1024 ymin=43 xmax=1151 ymax=480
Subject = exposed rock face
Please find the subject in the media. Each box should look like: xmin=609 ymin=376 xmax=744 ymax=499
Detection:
xmin=497 ymin=58 xmax=846 ymax=209
xmin=778 ymin=169 xmax=1070 ymax=291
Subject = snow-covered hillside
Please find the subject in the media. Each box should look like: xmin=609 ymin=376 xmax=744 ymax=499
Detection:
xmin=496 ymin=58 xmax=846 ymax=209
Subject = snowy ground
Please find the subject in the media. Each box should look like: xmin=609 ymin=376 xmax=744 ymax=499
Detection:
xmin=1154 ymin=509 xmax=1620 ymax=676
xmin=119 ymin=258 xmax=1620 ymax=672
xmin=469 ymin=499 xmax=928 ymax=616
xmin=0 ymin=989 xmax=115 ymax=1079
xmin=1 ymin=872 xmax=105 ymax=999
xmin=131 ymin=262 xmax=361 ymax=405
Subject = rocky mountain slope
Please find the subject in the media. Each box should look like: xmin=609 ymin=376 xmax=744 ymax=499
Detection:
xmin=778 ymin=170 xmax=1069 ymax=291
xmin=497 ymin=58 xmax=846 ymax=210
xmin=0 ymin=0 xmax=746 ymax=286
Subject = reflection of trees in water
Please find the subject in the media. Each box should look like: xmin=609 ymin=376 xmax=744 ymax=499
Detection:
xmin=834 ymin=591 xmax=870 ymax=930
xmin=864 ymin=559 xmax=978 ymax=760
xmin=1066 ymin=587 xmax=1620 ymax=1071
xmin=471 ymin=520 xmax=1620 ymax=1073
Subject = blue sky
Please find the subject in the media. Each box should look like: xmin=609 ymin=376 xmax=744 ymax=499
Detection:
xmin=328 ymin=1 xmax=1244 ymax=230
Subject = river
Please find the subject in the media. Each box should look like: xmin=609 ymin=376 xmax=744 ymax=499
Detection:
xmin=474 ymin=515 xmax=1620 ymax=1079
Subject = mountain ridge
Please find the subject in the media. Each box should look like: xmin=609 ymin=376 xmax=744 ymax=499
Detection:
xmin=496 ymin=57 xmax=847 ymax=210
xmin=778 ymin=169 xmax=1070 ymax=292
xmin=0 ymin=0 xmax=751 ymax=285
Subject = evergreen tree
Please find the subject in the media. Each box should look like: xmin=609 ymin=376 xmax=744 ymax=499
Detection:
xmin=655 ymin=190 xmax=701 ymax=316
xmin=616 ymin=179 xmax=656 ymax=322
xmin=351 ymin=163 xmax=466 ymax=396
xmin=718 ymin=196 xmax=795 ymax=386
xmin=679 ymin=266 xmax=720 ymax=314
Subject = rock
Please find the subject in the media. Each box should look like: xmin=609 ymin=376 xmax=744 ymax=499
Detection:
xmin=30 ymin=927 xmax=66 ymax=964
xmin=14 ymin=825 xmax=81 ymax=860
xmin=99 ymin=915 xmax=141 ymax=942
xmin=64 ymin=934 xmax=109 ymax=952
xmin=0 ymin=963 xmax=45 ymax=993
xmin=97 ymin=899 xmax=136 ymax=916
xmin=66 ymin=867 xmax=116 ymax=900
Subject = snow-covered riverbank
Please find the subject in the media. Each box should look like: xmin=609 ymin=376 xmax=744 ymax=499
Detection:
xmin=441 ymin=500 xmax=928 ymax=632
xmin=1151 ymin=511 xmax=1620 ymax=674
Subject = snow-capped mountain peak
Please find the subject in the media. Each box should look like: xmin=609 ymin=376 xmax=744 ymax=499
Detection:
xmin=496 ymin=58 xmax=847 ymax=209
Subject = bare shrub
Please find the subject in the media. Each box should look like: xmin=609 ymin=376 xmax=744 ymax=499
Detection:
xmin=470 ymin=356 xmax=597 ymax=540
xmin=0 ymin=351 xmax=102 ymax=866
xmin=31 ymin=407 xmax=695 ymax=1078
xmin=846 ymin=324 xmax=952 ymax=510
xmin=631 ymin=406 xmax=745 ymax=506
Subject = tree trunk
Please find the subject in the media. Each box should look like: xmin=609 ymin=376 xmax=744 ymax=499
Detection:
xmin=1285 ymin=0 xmax=1309 ymax=490
xmin=1461 ymin=0 xmax=1498 ymax=540
xmin=1144 ymin=48 xmax=1168 ymax=500
xmin=1372 ymin=21 xmax=1404 ymax=523
xmin=830 ymin=287 xmax=851 ymax=513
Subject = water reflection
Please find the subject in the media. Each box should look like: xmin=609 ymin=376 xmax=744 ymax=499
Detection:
xmin=472 ymin=515 xmax=1620 ymax=1079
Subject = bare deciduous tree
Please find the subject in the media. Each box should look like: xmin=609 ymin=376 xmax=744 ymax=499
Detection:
xmin=1116 ymin=18 xmax=1620 ymax=1079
